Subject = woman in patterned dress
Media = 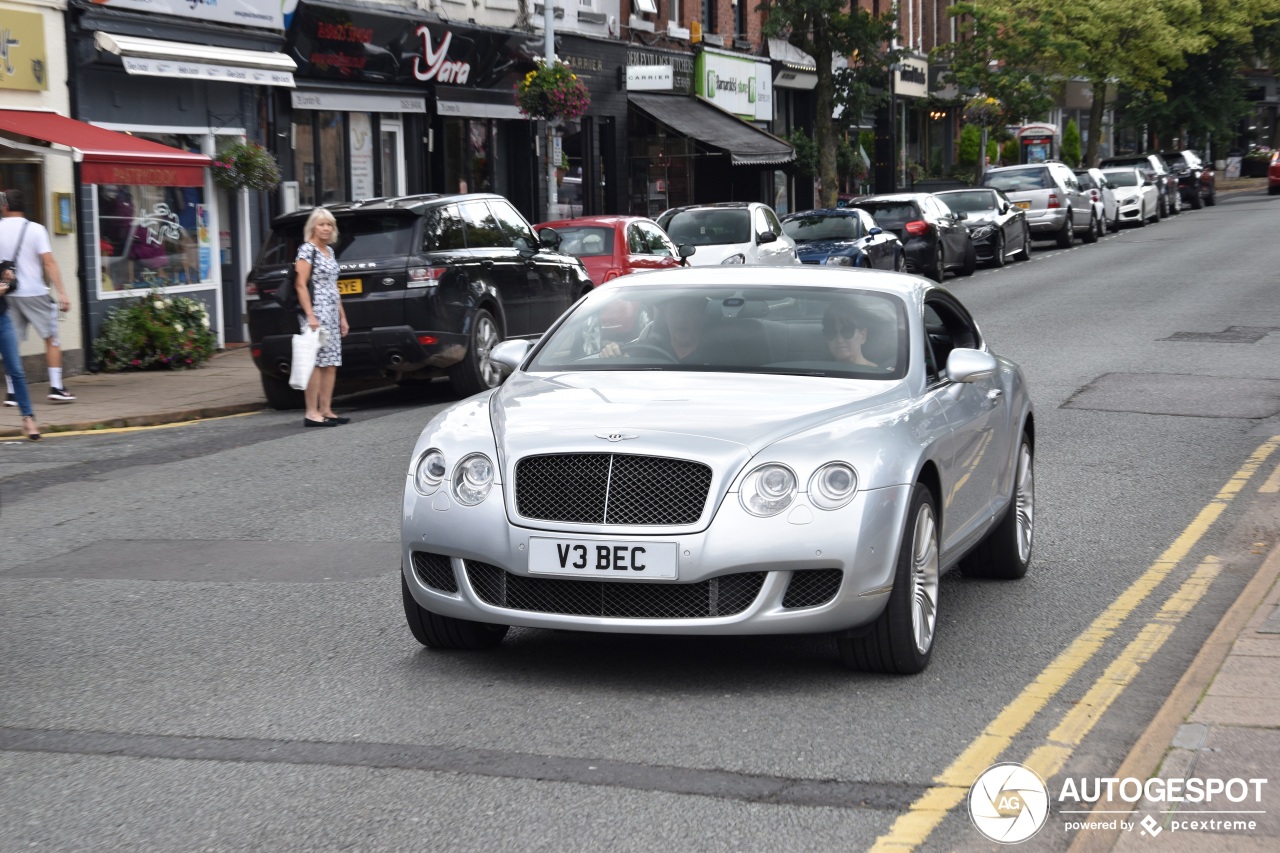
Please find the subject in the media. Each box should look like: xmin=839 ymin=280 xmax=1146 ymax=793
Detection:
xmin=295 ymin=207 xmax=349 ymax=427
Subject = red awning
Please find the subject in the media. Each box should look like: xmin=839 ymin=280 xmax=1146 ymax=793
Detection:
xmin=0 ymin=109 xmax=210 ymax=187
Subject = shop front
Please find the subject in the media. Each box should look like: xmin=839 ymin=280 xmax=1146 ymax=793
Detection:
xmin=67 ymin=0 xmax=296 ymax=345
xmin=892 ymin=55 xmax=929 ymax=189
xmin=626 ymin=45 xmax=792 ymax=215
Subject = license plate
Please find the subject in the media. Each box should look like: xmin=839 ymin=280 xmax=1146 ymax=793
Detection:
xmin=1014 ymin=201 xmax=1031 ymax=210
xmin=337 ymin=278 xmax=362 ymax=295
xmin=528 ymin=537 xmax=678 ymax=579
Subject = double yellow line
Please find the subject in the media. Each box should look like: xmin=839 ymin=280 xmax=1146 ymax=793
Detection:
xmin=871 ymin=435 xmax=1280 ymax=851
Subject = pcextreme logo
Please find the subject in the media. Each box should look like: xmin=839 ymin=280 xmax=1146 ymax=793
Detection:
xmin=968 ymin=762 xmax=1051 ymax=844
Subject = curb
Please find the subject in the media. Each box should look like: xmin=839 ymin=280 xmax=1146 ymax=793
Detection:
xmin=1066 ymin=538 xmax=1280 ymax=853
xmin=0 ymin=401 xmax=266 ymax=438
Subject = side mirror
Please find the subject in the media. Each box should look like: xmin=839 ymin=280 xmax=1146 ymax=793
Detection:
xmin=945 ymin=348 xmax=998 ymax=384
xmin=490 ymin=339 xmax=534 ymax=377
xmin=954 ymin=211 xmax=968 ymax=220
xmin=868 ymin=226 xmax=883 ymax=236
xmin=538 ymin=227 xmax=561 ymax=250
xmin=678 ymin=244 xmax=696 ymax=266
xmin=758 ymin=230 xmax=778 ymax=245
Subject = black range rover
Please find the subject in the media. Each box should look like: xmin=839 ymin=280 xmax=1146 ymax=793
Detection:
xmin=247 ymin=193 xmax=591 ymax=407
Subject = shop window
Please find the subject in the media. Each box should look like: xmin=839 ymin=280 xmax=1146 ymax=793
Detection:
xmin=317 ymin=111 xmax=347 ymax=203
xmin=296 ymin=120 xmax=317 ymax=207
xmin=0 ymin=163 xmax=44 ymax=224
xmin=97 ymin=183 xmax=209 ymax=293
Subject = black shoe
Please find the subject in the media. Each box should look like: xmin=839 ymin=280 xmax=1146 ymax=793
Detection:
xmin=48 ymin=387 xmax=76 ymax=402
xmin=303 ymin=417 xmax=338 ymax=428
xmin=324 ymin=416 xmax=350 ymax=425
xmin=2 ymin=393 xmax=15 ymax=407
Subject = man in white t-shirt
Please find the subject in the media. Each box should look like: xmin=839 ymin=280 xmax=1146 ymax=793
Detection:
xmin=0 ymin=188 xmax=74 ymax=403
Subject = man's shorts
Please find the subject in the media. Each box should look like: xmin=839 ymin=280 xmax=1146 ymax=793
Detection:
xmin=9 ymin=294 xmax=59 ymax=346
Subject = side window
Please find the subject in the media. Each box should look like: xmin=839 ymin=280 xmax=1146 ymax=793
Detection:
xmin=922 ymin=304 xmax=945 ymax=381
xmin=924 ymin=296 xmax=983 ymax=380
xmin=488 ymin=200 xmax=535 ymax=247
xmin=753 ymin=206 xmax=771 ymax=238
xmin=763 ymin=207 xmax=784 ymax=235
xmin=639 ymin=222 xmax=676 ymax=257
xmin=422 ymin=204 xmax=465 ymax=252
xmin=627 ymin=224 xmax=646 ymax=254
xmin=458 ymin=201 xmax=508 ymax=249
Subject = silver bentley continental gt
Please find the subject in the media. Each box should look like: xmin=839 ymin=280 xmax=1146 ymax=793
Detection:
xmin=400 ymin=267 xmax=1035 ymax=674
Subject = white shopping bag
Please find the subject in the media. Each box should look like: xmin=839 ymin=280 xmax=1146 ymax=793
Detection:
xmin=289 ymin=326 xmax=329 ymax=390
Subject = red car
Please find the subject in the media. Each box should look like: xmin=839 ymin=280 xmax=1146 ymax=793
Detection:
xmin=535 ymin=215 xmax=683 ymax=286
xmin=1270 ymin=150 xmax=1280 ymax=195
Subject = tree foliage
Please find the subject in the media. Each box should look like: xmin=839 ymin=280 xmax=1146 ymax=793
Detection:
xmin=760 ymin=0 xmax=900 ymax=207
xmin=957 ymin=124 xmax=982 ymax=167
xmin=1062 ymin=118 xmax=1082 ymax=167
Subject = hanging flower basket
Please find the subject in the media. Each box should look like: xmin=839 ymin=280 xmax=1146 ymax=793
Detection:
xmin=962 ymin=96 xmax=1003 ymax=127
xmin=211 ymin=141 xmax=282 ymax=192
xmin=515 ymin=59 xmax=591 ymax=122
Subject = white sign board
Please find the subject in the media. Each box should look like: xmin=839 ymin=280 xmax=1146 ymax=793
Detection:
xmin=93 ymin=0 xmax=287 ymax=31
xmin=627 ymin=65 xmax=674 ymax=91
xmin=697 ymin=49 xmax=772 ymax=122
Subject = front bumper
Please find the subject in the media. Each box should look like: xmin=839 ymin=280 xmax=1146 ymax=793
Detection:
xmin=401 ymin=478 xmax=910 ymax=635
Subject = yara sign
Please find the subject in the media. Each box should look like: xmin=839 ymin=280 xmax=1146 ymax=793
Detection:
xmin=412 ymin=25 xmax=470 ymax=84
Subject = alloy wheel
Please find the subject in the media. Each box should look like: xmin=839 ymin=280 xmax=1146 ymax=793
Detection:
xmin=475 ymin=315 xmax=502 ymax=388
xmin=1014 ymin=443 xmax=1035 ymax=564
xmin=909 ymin=502 xmax=940 ymax=655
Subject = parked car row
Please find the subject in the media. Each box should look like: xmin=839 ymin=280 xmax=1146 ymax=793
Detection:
xmin=243 ymin=150 xmax=1224 ymax=408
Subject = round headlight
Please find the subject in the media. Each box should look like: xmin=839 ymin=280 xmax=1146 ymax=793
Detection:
xmin=452 ymin=453 xmax=495 ymax=506
xmin=720 ymin=253 xmax=746 ymax=265
xmin=808 ymin=462 xmax=858 ymax=510
xmin=739 ymin=463 xmax=797 ymax=517
xmin=414 ymin=449 xmax=447 ymax=495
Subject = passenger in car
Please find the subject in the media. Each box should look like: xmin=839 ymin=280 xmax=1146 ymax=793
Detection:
xmin=598 ymin=294 xmax=713 ymax=363
xmin=823 ymin=304 xmax=883 ymax=368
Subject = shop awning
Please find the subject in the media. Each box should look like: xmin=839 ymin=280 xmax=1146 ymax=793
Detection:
xmin=628 ymin=93 xmax=794 ymax=166
xmin=94 ymin=32 xmax=296 ymax=88
xmin=0 ymin=110 xmax=211 ymax=186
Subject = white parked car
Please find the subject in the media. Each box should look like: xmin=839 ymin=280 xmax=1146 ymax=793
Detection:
xmin=1074 ymin=168 xmax=1117 ymax=235
xmin=1101 ymin=167 xmax=1160 ymax=228
xmin=656 ymin=202 xmax=800 ymax=266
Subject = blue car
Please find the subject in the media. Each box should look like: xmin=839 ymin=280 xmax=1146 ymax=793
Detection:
xmin=780 ymin=208 xmax=905 ymax=271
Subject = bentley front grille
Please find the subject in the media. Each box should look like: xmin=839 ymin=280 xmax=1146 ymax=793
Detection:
xmin=466 ymin=561 xmax=765 ymax=619
xmin=781 ymin=569 xmax=844 ymax=609
xmin=515 ymin=453 xmax=713 ymax=525
xmin=412 ymin=551 xmax=458 ymax=593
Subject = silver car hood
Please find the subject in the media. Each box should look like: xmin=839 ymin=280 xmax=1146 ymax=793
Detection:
xmin=492 ymin=371 xmax=906 ymax=462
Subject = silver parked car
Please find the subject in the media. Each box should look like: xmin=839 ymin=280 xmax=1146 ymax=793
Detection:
xmin=981 ymin=161 xmax=1097 ymax=248
xmin=400 ymin=267 xmax=1036 ymax=674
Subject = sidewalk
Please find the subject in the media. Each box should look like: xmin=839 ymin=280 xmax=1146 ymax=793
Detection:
xmin=0 ymin=344 xmax=265 ymax=438
xmin=1070 ymin=541 xmax=1280 ymax=852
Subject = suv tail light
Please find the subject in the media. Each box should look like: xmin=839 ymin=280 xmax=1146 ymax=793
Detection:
xmin=903 ymin=219 xmax=930 ymax=236
xmin=1047 ymin=193 xmax=1061 ymax=209
xmin=408 ymin=266 xmax=445 ymax=288
xmin=246 ymin=276 xmax=259 ymax=299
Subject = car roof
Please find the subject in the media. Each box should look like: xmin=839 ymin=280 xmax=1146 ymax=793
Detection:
xmin=598 ymin=264 xmax=934 ymax=303
xmin=661 ymin=202 xmax=758 ymax=215
xmin=934 ymin=188 xmax=994 ymax=194
xmin=849 ymin=193 xmax=929 ymax=203
xmin=782 ymin=208 xmax=864 ymax=217
xmin=536 ymin=216 xmax=644 ymax=229
xmin=269 ymin=193 xmax=510 ymax=226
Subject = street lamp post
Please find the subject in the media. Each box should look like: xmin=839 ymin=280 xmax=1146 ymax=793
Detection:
xmin=544 ymin=2 xmax=558 ymax=222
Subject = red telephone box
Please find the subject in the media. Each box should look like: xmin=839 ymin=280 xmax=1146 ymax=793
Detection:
xmin=1017 ymin=124 xmax=1059 ymax=164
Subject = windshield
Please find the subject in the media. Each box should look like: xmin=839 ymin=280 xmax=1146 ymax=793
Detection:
xmin=938 ymin=191 xmax=997 ymax=213
xmin=526 ymin=284 xmax=909 ymax=380
xmin=782 ymin=215 xmax=861 ymax=243
xmin=662 ymin=209 xmax=752 ymax=246
xmin=1103 ymin=170 xmax=1139 ymax=187
xmin=555 ymin=226 xmax=614 ymax=257
xmin=983 ymin=169 xmax=1052 ymax=192
xmin=849 ymin=202 xmax=917 ymax=226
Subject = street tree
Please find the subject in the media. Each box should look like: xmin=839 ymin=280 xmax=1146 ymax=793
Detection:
xmin=760 ymin=1 xmax=899 ymax=208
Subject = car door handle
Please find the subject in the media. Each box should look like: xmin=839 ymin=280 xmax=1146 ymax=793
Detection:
xmin=987 ymin=388 xmax=1004 ymax=405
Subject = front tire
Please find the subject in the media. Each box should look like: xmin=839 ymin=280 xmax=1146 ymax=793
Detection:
xmin=448 ymin=308 xmax=503 ymax=397
xmin=402 ymin=575 xmax=510 ymax=649
xmin=958 ymin=240 xmax=977 ymax=276
xmin=1082 ymin=213 xmax=1099 ymax=244
xmin=990 ymin=232 xmax=1007 ymax=268
xmin=929 ymin=244 xmax=945 ymax=282
xmin=961 ymin=436 xmax=1034 ymax=580
xmin=837 ymin=484 xmax=939 ymax=674
xmin=261 ymin=373 xmax=304 ymax=410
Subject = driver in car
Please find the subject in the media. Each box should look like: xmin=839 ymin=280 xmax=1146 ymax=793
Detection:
xmin=598 ymin=294 xmax=712 ymax=363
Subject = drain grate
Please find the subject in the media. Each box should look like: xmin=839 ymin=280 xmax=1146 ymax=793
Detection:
xmin=1160 ymin=326 xmax=1279 ymax=344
